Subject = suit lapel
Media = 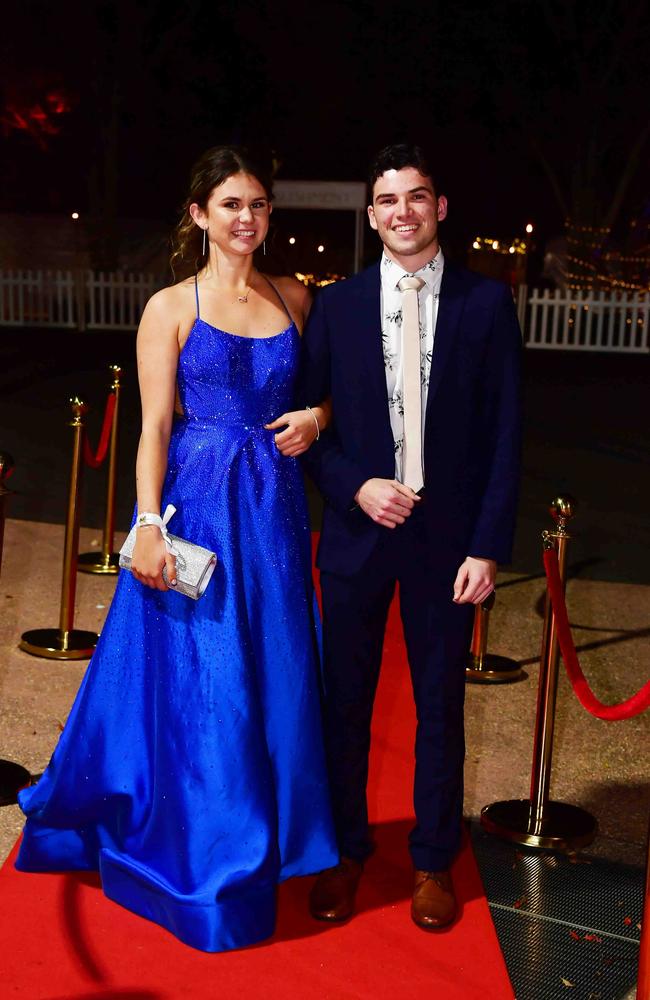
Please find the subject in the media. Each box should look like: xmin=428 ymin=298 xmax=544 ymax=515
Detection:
xmin=358 ymin=263 xmax=388 ymax=404
xmin=356 ymin=263 xmax=395 ymax=449
xmin=426 ymin=262 xmax=466 ymax=419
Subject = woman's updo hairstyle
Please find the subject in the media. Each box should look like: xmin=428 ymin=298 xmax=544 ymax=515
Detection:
xmin=170 ymin=145 xmax=273 ymax=277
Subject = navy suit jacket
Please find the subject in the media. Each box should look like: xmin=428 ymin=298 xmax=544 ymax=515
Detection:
xmin=299 ymin=259 xmax=522 ymax=580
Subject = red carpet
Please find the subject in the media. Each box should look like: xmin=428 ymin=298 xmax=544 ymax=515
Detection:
xmin=1 ymin=552 xmax=514 ymax=999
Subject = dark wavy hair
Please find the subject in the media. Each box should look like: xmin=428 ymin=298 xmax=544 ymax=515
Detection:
xmin=368 ymin=143 xmax=438 ymax=196
xmin=170 ymin=145 xmax=273 ymax=277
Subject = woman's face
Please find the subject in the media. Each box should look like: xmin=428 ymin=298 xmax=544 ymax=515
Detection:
xmin=191 ymin=172 xmax=271 ymax=257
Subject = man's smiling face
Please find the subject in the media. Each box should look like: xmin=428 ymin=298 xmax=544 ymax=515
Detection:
xmin=368 ymin=166 xmax=447 ymax=265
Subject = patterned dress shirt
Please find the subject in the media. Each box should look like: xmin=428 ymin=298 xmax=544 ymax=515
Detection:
xmin=380 ymin=248 xmax=444 ymax=482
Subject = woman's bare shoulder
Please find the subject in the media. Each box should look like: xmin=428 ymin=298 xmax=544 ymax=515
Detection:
xmin=138 ymin=280 xmax=196 ymax=345
xmin=145 ymin=279 xmax=195 ymax=313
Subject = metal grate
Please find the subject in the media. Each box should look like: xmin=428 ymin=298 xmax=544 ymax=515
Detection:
xmin=470 ymin=823 xmax=642 ymax=1000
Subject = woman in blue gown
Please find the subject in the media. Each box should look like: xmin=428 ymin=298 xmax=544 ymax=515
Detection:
xmin=16 ymin=146 xmax=338 ymax=952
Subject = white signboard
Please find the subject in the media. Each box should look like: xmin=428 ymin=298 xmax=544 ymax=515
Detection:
xmin=273 ymin=180 xmax=367 ymax=211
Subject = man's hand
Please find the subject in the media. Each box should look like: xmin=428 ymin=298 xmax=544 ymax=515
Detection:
xmin=453 ymin=556 xmax=496 ymax=604
xmin=355 ymin=478 xmax=421 ymax=528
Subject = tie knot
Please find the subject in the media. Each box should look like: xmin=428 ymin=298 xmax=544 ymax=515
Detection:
xmin=398 ymin=276 xmax=425 ymax=293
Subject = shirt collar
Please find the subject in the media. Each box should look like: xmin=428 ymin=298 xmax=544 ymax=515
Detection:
xmin=381 ymin=248 xmax=444 ymax=291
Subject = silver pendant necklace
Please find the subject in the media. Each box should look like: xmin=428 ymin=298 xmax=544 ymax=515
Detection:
xmin=237 ymin=277 xmax=254 ymax=303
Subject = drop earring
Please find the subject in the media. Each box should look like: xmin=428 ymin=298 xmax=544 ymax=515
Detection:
xmin=263 ymin=240 xmax=266 ymax=256
xmin=202 ymin=228 xmax=207 ymax=257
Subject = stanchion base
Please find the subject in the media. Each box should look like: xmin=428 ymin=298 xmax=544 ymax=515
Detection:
xmin=78 ymin=551 xmax=120 ymax=575
xmin=19 ymin=628 xmax=98 ymax=660
xmin=0 ymin=760 xmax=32 ymax=807
xmin=466 ymin=654 xmax=526 ymax=684
xmin=481 ymin=798 xmax=598 ymax=851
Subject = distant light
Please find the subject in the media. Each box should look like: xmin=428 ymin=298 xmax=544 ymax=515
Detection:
xmin=71 ymin=212 xmax=79 ymax=220
xmin=289 ymin=236 xmax=296 ymax=245
xmin=509 ymin=246 xmax=515 ymax=254
xmin=492 ymin=241 xmax=499 ymax=250
xmin=317 ymin=244 xmax=325 ymax=253
xmin=525 ymin=223 xmax=534 ymax=233
xmin=472 ymin=240 xmax=480 ymax=250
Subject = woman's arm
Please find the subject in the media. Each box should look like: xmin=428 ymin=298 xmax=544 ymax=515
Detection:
xmin=265 ymin=397 xmax=332 ymax=457
xmin=130 ymin=290 xmax=181 ymax=591
xmin=264 ymin=278 xmax=332 ymax=456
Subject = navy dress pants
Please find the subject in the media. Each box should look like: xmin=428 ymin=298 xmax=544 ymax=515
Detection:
xmin=319 ymin=505 xmax=474 ymax=872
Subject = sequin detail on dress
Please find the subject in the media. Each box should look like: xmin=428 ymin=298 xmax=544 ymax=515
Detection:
xmin=16 ymin=281 xmax=337 ymax=952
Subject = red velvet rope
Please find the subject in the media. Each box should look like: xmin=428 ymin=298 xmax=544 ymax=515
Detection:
xmin=543 ymin=547 xmax=650 ymax=721
xmin=83 ymin=392 xmax=116 ymax=469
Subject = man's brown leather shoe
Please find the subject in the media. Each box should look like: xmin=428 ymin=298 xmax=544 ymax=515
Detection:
xmin=309 ymin=857 xmax=363 ymax=921
xmin=411 ymin=869 xmax=457 ymax=930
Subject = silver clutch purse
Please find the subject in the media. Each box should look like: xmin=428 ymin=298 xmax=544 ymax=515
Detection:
xmin=119 ymin=505 xmax=217 ymax=600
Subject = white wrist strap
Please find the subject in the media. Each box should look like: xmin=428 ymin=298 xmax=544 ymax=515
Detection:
xmin=305 ymin=405 xmax=320 ymax=440
xmin=136 ymin=504 xmax=179 ymax=555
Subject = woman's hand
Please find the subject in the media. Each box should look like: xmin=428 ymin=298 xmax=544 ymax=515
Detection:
xmin=265 ymin=408 xmax=320 ymax=456
xmin=131 ymin=525 xmax=177 ymax=591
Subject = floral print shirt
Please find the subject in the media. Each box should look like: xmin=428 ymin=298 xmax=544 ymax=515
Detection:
xmin=380 ymin=249 xmax=444 ymax=481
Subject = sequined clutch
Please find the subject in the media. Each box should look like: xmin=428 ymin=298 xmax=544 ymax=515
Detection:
xmin=119 ymin=506 xmax=217 ymax=600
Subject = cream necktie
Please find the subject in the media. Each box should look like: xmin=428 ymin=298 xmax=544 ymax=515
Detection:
xmin=398 ymin=275 xmax=425 ymax=493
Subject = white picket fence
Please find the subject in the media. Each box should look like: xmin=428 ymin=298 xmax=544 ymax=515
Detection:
xmin=1 ymin=270 xmax=648 ymax=351
xmin=0 ymin=270 xmax=78 ymax=328
xmin=0 ymin=269 xmax=159 ymax=331
xmin=86 ymin=271 xmax=159 ymax=330
xmin=520 ymin=286 xmax=649 ymax=353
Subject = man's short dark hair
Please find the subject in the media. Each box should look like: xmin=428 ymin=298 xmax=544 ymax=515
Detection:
xmin=368 ymin=143 xmax=437 ymax=195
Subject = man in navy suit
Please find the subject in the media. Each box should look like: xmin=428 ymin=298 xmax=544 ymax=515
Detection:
xmin=300 ymin=143 xmax=521 ymax=930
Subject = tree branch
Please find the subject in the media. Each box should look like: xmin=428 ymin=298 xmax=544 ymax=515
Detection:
xmin=604 ymin=122 xmax=650 ymax=229
xmin=529 ymin=134 xmax=569 ymax=218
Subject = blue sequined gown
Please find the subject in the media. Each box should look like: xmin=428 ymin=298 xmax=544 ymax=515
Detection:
xmin=17 ymin=281 xmax=338 ymax=952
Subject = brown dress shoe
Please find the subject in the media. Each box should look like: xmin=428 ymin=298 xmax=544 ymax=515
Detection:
xmin=411 ymin=869 xmax=457 ymax=930
xmin=309 ymin=857 xmax=363 ymax=921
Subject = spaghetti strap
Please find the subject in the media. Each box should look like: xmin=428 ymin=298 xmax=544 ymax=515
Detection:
xmin=263 ymin=275 xmax=294 ymax=327
xmin=194 ymin=274 xmax=200 ymax=319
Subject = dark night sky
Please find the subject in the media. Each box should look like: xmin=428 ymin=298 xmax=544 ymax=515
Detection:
xmin=2 ymin=1 xmax=648 ymax=271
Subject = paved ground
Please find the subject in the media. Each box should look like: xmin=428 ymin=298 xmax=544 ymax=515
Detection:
xmin=0 ymin=329 xmax=648 ymax=874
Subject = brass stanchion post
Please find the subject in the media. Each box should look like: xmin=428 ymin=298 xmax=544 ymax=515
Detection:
xmin=480 ymin=495 xmax=597 ymax=850
xmin=466 ymin=591 xmax=525 ymax=683
xmin=0 ymin=452 xmax=32 ymax=804
xmin=79 ymin=364 xmax=123 ymax=575
xmin=19 ymin=399 xmax=98 ymax=659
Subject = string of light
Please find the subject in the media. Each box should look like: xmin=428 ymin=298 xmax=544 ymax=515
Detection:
xmin=294 ymin=272 xmax=340 ymax=288
xmin=470 ymin=236 xmax=528 ymax=256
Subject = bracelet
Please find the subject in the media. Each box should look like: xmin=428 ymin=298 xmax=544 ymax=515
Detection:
xmin=135 ymin=505 xmax=179 ymax=556
xmin=136 ymin=512 xmax=164 ymax=529
xmin=305 ymin=405 xmax=320 ymax=441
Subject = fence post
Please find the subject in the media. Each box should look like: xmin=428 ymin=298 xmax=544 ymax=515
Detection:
xmin=74 ymin=269 xmax=86 ymax=332
xmin=516 ymin=282 xmax=527 ymax=332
